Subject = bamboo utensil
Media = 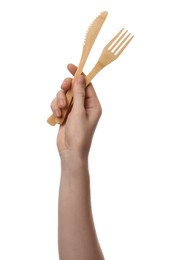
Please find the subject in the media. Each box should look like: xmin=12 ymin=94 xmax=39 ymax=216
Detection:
xmin=47 ymin=11 xmax=108 ymax=126
xmin=47 ymin=12 xmax=134 ymax=126
xmin=85 ymin=28 xmax=134 ymax=86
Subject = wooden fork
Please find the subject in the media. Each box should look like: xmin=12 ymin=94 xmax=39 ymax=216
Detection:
xmin=85 ymin=28 xmax=134 ymax=86
xmin=48 ymin=28 xmax=134 ymax=125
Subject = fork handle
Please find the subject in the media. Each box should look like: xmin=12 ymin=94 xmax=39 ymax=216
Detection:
xmin=47 ymin=62 xmax=103 ymax=126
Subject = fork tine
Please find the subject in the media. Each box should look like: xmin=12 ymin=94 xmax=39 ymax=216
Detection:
xmin=113 ymin=33 xmax=131 ymax=53
xmin=115 ymin=35 xmax=134 ymax=57
xmin=106 ymin=28 xmax=125 ymax=49
xmin=109 ymin=30 xmax=128 ymax=51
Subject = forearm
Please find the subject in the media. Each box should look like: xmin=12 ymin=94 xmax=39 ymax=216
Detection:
xmin=58 ymin=155 xmax=104 ymax=260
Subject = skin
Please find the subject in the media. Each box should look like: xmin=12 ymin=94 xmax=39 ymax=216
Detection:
xmin=51 ymin=63 xmax=104 ymax=260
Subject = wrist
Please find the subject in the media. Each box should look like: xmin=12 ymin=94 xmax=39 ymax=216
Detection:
xmin=60 ymin=151 xmax=89 ymax=173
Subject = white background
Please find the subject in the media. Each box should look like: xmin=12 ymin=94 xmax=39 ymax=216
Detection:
xmin=0 ymin=0 xmax=169 ymax=259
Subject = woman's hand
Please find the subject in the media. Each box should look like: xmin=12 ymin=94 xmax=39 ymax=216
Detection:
xmin=51 ymin=63 xmax=102 ymax=161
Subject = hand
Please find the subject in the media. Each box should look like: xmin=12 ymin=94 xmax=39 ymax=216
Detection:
xmin=51 ymin=64 xmax=102 ymax=161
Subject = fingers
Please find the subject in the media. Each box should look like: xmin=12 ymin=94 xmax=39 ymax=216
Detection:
xmin=72 ymin=75 xmax=86 ymax=111
xmin=50 ymin=91 xmax=64 ymax=118
xmin=61 ymin=77 xmax=72 ymax=91
xmin=51 ymin=63 xmax=98 ymax=118
xmin=51 ymin=77 xmax=72 ymax=117
xmin=63 ymin=64 xmax=100 ymax=111
xmin=67 ymin=64 xmax=77 ymax=76
xmin=85 ymin=82 xmax=97 ymax=99
xmin=67 ymin=63 xmax=86 ymax=77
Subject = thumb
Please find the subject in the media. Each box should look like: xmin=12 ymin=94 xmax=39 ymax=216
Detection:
xmin=72 ymin=75 xmax=86 ymax=110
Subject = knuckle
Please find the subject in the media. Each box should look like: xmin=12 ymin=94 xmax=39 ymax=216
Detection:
xmin=61 ymin=77 xmax=72 ymax=89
